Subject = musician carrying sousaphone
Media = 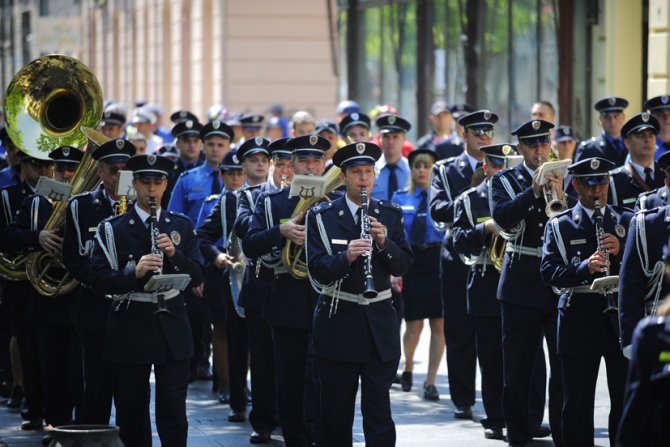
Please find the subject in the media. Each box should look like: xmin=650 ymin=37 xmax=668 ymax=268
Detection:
xmin=89 ymin=154 xmax=204 ymax=447
xmin=305 ymin=141 xmax=413 ymax=446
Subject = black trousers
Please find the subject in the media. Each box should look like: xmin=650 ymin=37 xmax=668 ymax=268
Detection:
xmin=442 ymin=282 xmax=476 ymax=407
xmin=530 ymin=338 xmax=548 ymax=428
xmin=561 ymin=353 xmax=627 ymax=447
xmin=501 ymin=301 xmax=563 ymax=446
xmin=473 ymin=316 xmax=504 ymax=430
xmin=246 ymin=310 xmax=277 ymax=434
xmin=80 ymin=332 xmax=113 ymax=424
xmin=271 ymin=325 xmax=309 ymax=447
xmin=225 ymin=288 xmax=248 ymax=412
xmin=318 ymin=353 xmax=397 ymax=447
xmin=185 ymin=289 xmax=210 ymax=377
xmin=113 ymin=359 xmax=190 ymax=447
xmin=12 ymin=299 xmax=43 ymax=420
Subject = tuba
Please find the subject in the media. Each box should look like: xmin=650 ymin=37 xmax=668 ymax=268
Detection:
xmin=281 ymin=165 xmax=343 ymax=279
xmin=1 ymin=55 xmax=103 ymax=288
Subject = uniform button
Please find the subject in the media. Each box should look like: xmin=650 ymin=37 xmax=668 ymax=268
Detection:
xmin=528 ymin=207 xmax=533 ymax=211
xmin=540 ymin=236 xmax=545 ymax=241
xmin=538 ymin=223 xmax=543 ymax=227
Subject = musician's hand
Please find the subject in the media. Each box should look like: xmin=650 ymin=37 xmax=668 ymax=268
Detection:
xmin=545 ymin=171 xmax=565 ymax=201
xmin=391 ymin=275 xmax=403 ymax=293
xmin=156 ymin=233 xmax=176 ymax=258
xmin=599 ymin=232 xmax=620 ymax=257
xmin=280 ymin=211 xmax=305 ymax=245
xmin=214 ymin=252 xmax=234 ymax=269
xmin=192 ymin=284 xmax=204 ymax=298
xmin=531 ymin=169 xmax=542 ymax=195
xmin=368 ymin=216 xmax=386 ymax=249
xmin=38 ymin=230 xmax=63 ymax=254
xmin=483 ymin=219 xmax=499 ymax=235
xmin=135 ymin=253 xmax=163 ymax=278
xmin=587 ymin=250 xmax=609 ymax=275
xmin=347 ymin=238 xmax=371 ymax=264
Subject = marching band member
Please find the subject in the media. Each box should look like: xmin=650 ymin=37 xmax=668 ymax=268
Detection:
xmin=634 ymin=151 xmax=670 ymax=211
xmin=541 ymin=157 xmax=631 ymax=446
xmin=452 ymin=143 xmax=513 ymax=440
xmin=306 ymin=141 xmax=413 ymax=446
xmin=338 ymin=112 xmax=372 ymax=144
xmin=574 ymin=97 xmax=629 ymax=166
xmin=90 ymin=155 xmax=204 ymax=447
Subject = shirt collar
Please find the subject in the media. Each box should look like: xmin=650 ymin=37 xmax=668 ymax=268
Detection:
xmin=464 ymin=152 xmax=482 ymax=171
xmin=629 ymin=160 xmax=653 ymax=179
xmin=577 ymin=202 xmax=605 ymax=221
xmin=376 ymin=154 xmax=409 ymax=172
xmin=523 ymin=162 xmax=536 ymax=177
xmin=134 ymin=202 xmax=161 ymax=224
xmin=345 ymin=194 xmax=368 ymax=220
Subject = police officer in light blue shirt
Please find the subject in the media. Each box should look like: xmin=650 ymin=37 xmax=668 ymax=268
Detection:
xmin=371 ymin=114 xmax=412 ymax=202
xmin=0 ymin=128 xmax=22 ymax=188
xmin=168 ymin=120 xmax=234 ymax=223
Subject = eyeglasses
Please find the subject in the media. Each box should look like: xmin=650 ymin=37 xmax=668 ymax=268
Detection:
xmin=468 ymin=128 xmax=494 ymax=138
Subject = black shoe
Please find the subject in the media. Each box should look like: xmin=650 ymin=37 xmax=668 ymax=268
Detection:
xmin=249 ymin=431 xmax=271 ymax=444
xmin=218 ymin=389 xmax=230 ymax=404
xmin=423 ymin=382 xmax=440 ymax=401
xmin=530 ymin=424 xmax=551 ymax=438
xmin=41 ymin=432 xmax=54 ymax=445
xmin=400 ymin=371 xmax=412 ymax=392
xmin=0 ymin=380 xmax=10 ymax=398
xmin=228 ymin=409 xmax=246 ymax=422
xmin=21 ymin=419 xmax=43 ymax=430
xmin=454 ymin=406 xmax=473 ymax=420
xmin=484 ymin=427 xmax=505 ymax=440
xmin=6 ymin=385 xmax=23 ymax=409
xmin=196 ymin=365 xmax=213 ymax=381
xmin=393 ymin=373 xmax=401 ymax=384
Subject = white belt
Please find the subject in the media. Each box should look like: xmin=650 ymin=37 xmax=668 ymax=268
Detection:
xmin=110 ymin=289 xmax=180 ymax=303
xmin=274 ymin=265 xmax=289 ymax=275
xmin=505 ymin=244 xmax=542 ymax=258
xmin=323 ymin=288 xmax=392 ymax=306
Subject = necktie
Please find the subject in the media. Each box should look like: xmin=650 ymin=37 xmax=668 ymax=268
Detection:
xmin=211 ymin=171 xmax=221 ymax=195
xmin=387 ymin=164 xmax=398 ymax=201
xmin=410 ymin=190 xmax=427 ymax=247
xmin=644 ymin=167 xmax=654 ymax=187
xmin=614 ymin=138 xmax=624 ymax=152
xmin=355 ymin=207 xmax=362 ymax=225
xmin=475 ymin=161 xmax=483 ymax=170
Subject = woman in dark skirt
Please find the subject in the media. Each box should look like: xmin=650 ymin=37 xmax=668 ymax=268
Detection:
xmin=391 ymin=148 xmax=445 ymax=400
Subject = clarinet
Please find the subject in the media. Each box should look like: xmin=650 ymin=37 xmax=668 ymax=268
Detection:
xmin=593 ymin=200 xmax=618 ymax=315
xmin=149 ymin=197 xmax=170 ymax=315
xmin=360 ymin=187 xmax=378 ymax=299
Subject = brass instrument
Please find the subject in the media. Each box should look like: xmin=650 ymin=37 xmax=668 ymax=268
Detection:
xmin=488 ymin=232 xmax=506 ymax=272
xmin=543 ymin=185 xmax=567 ymax=217
xmin=0 ymin=253 xmax=30 ymax=281
xmin=148 ymin=197 xmax=170 ymax=315
xmin=359 ymin=187 xmax=377 ymax=298
xmin=227 ymin=231 xmax=246 ymax=318
xmin=281 ymin=165 xmax=343 ymax=279
xmin=280 ymin=174 xmax=288 ymax=189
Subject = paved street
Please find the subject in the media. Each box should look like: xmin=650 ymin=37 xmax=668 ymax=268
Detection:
xmin=0 ymin=324 xmax=614 ymax=446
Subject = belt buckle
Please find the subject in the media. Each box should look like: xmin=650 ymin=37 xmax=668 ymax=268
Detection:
xmin=357 ymin=295 xmax=369 ymax=305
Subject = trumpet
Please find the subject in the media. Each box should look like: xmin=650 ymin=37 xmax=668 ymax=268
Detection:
xmin=280 ymin=174 xmax=288 ymax=189
xmin=537 ymin=155 xmax=567 ymax=217
xmin=359 ymin=187 xmax=377 ymax=299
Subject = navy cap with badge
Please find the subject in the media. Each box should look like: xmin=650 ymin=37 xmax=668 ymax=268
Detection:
xmin=407 ymin=148 xmax=438 ymax=167
xmin=240 ymin=114 xmax=265 ymax=130
xmin=219 ymin=149 xmax=243 ymax=172
xmin=171 ymin=119 xmax=202 ymax=139
xmin=479 ymin=143 xmax=516 ymax=167
xmin=554 ymin=125 xmax=575 ymax=142
xmin=512 ymin=119 xmax=555 ymax=145
xmin=375 ymin=114 xmax=411 ymax=134
xmin=157 ymin=145 xmax=179 ymax=161
xmin=126 ymin=154 xmax=175 ymax=179
xmin=644 ymin=95 xmax=670 ymax=112
xmin=286 ymin=134 xmax=329 ymax=157
xmin=594 ymin=96 xmax=629 ymax=114
xmin=315 ymin=119 xmax=338 ymax=136
xmin=170 ymin=110 xmax=199 ymax=124
xmin=458 ymin=109 xmax=499 ymax=129
xmin=339 ymin=112 xmax=371 ymax=135
xmin=332 ymin=142 xmax=382 ymax=169
xmin=92 ymin=139 xmax=136 ymax=164
xmin=621 ymin=112 xmax=660 ymax=138
xmin=568 ymin=157 xmax=615 ymax=186
xmin=200 ymin=120 xmax=234 ymax=141
xmin=48 ymin=146 xmax=84 ymax=169
xmin=100 ymin=111 xmax=126 ymax=126
xmin=431 ymin=99 xmax=451 ymax=116
xmin=237 ymin=137 xmax=270 ymax=161
xmin=268 ymin=137 xmax=293 ymax=159
xmin=450 ymin=103 xmax=476 ymax=119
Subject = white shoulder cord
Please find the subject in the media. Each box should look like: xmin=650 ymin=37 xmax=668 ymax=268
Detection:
xmin=463 ymin=193 xmax=475 ymax=227
xmin=550 ymin=216 xmax=573 ymax=300
xmin=259 ymin=194 xmax=281 ymax=269
xmin=639 ymin=194 xmax=647 ymax=211
xmin=245 ymin=189 xmax=255 ymax=213
xmin=95 ymin=221 xmax=119 ymax=271
xmin=220 ymin=195 xmax=228 ymax=251
xmin=304 ymin=210 xmax=341 ymax=317
xmin=610 ymin=177 xmax=618 ymax=206
xmin=428 ymin=165 xmax=447 ymax=232
xmin=70 ymin=199 xmax=92 ymax=256
xmin=634 ymin=213 xmax=665 ymax=313
xmin=30 ymin=196 xmax=40 ymax=231
xmin=1 ymin=189 xmax=12 ymax=225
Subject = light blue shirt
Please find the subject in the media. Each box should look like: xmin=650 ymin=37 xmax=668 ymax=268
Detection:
xmin=168 ymin=163 xmax=222 ymax=223
xmin=0 ymin=165 xmax=20 ymax=188
xmin=371 ymin=155 xmax=410 ymax=202
xmin=392 ymin=187 xmax=444 ymax=246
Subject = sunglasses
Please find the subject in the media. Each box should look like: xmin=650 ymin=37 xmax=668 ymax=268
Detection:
xmin=468 ymin=128 xmax=494 ymax=138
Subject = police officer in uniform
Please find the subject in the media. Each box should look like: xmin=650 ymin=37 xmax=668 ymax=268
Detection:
xmin=339 ymin=112 xmax=371 ymax=144
xmin=574 ymin=96 xmax=629 ymax=166
xmin=634 ymin=151 xmax=670 ymax=211
xmin=490 ymin=119 xmax=566 ymax=446
xmin=62 ymin=138 xmax=135 ymax=425
xmin=163 ymin=119 xmax=204 ymax=209
xmin=243 ymin=134 xmax=330 ymax=446
xmin=452 ymin=143 xmax=515 ymax=440
xmin=429 ymin=109 xmax=498 ymax=419
xmin=541 ymin=157 xmax=631 ymax=446
xmin=90 ymin=154 xmax=204 ymax=447
xmin=240 ymin=114 xmax=265 ymax=142
xmin=608 ymin=113 xmax=666 ymax=209
xmin=306 ymin=141 xmax=413 ymax=447
xmin=645 ymin=94 xmax=670 ymax=160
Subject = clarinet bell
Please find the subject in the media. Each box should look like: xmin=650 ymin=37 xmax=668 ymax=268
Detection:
xmin=154 ymin=293 xmax=172 ymax=316
xmin=363 ymin=278 xmax=378 ymax=299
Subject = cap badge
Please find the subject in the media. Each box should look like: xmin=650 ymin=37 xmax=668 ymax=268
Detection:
xmin=642 ymin=112 xmax=650 ymax=122
xmin=608 ymin=97 xmax=616 ymax=105
xmin=615 ymin=224 xmax=626 ymax=238
xmin=388 ymin=115 xmax=396 ymax=125
xmin=179 ymin=111 xmax=187 ymax=118
xmin=253 ymin=116 xmax=260 ymax=123
xmin=232 ymin=154 xmax=239 ymax=164
xmin=170 ymin=231 xmax=181 ymax=246
xmin=564 ymin=125 xmax=571 ymax=133
xmin=532 ymin=120 xmax=540 ymax=130
xmin=148 ymin=155 xmax=156 ymax=166
xmin=104 ymin=112 xmax=110 ymax=118
xmin=309 ymin=135 xmax=318 ymax=146
xmin=663 ymin=95 xmax=669 ymax=104
xmin=502 ymin=145 xmax=511 ymax=155
xmin=484 ymin=110 xmax=491 ymax=120
xmin=115 ymin=139 xmax=125 ymax=149
xmin=213 ymin=120 xmax=220 ymax=129
xmin=351 ymin=113 xmax=359 ymax=121
xmin=590 ymin=159 xmax=600 ymax=170
xmin=356 ymin=143 xmax=365 ymax=154
xmin=186 ymin=120 xmax=193 ymax=129
xmin=62 ymin=147 xmax=70 ymax=157
xmin=255 ymin=136 xmax=263 ymax=146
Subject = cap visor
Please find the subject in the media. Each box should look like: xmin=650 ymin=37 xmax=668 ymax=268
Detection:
xmin=577 ymin=175 xmax=609 ymax=186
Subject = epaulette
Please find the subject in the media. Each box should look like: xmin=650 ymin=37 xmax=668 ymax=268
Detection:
xmin=311 ymin=201 xmax=334 ymax=214
xmin=167 ymin=209 xmax=191 ymax=221
xmin=204 ymin=194 xmax=219 ymax=202
xmin=553 ymin=208 xmax=572 ymax=219
xmin=611 ymin=204 xmax=634 ymax=217
xmin=100 ymin=213 xmax=123 ymax=225
xmin=378 ymin=200 xmax=401 ymax=212
xmin=457 ymin=186 xmax=477 ymax=200
xmin=633 ymin=206 xmax=661 ymax=217
xmin=266 ymin=188 xmax=285 ymax=198
xmin=179 ymin=169 xmax=195 ymax=179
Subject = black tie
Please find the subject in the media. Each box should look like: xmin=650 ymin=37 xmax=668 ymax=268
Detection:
xmin=614 ymin=138 xmax=624 ymax=152
xmin=211 ymin=171 xmax=221 ymax=195
xmin=410 ymin=190 xmax=428 ymax=247
xmin=387 ymin=164 xmax=398 ymax=201
xmin=355 ymin=207 xmax=362 ymax=225
xmin=475 ymin=161 xmax=483 ymax=170
xmin=644 ymin=167 xmax=654 ymax=187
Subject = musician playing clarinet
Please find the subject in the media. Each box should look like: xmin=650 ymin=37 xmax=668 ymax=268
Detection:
xmin=90 ymin=154 xmax=204 ymax=447
xmin=540 ymin=157 xmax=632 ymax=446
xmin=305 ymin=142 xmax=413 ymax=447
